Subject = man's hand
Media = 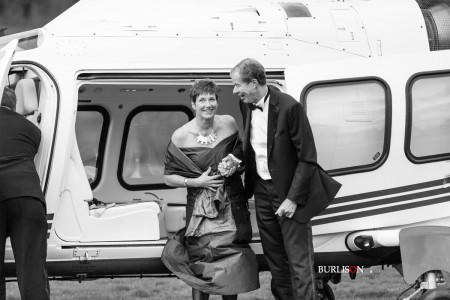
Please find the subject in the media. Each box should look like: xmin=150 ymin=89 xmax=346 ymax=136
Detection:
xmin=218 ymin=162 xmax=236 ymax=177
xmin=275 ymin=199 xmax=297 ymax=218
xmin=218 ymin=154 xmax=240 ymax=177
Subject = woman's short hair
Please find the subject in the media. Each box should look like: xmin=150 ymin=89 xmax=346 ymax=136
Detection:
xmin=1 ymin=87 xmax=17 ymax=111
xmin=189 ymin=79 xmax=221 ymax=103
xmin=231 ymin=58 xmax=266 ymax=86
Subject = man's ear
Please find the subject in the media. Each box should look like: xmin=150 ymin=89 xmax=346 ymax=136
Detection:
xmin=191 ymin=101 xmax=196 ymax=110
xmin=252 ymin=79 xmax=258 ymax=89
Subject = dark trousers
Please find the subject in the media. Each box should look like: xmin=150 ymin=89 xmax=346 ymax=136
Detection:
xmin=0 ymin=197 xmax=50 ymax=300
xmin=254 ymin=176 xmax=315 ymax=300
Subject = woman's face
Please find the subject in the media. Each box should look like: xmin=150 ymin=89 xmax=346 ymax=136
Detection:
xmin=192 ymin=93 xmax=218 ymax=120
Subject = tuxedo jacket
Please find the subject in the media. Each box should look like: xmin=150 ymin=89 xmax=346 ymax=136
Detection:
xmin=239 ymin=87 xmax=341 ymax=222
xmin=0 ymin=107 xmax=44 ymax=204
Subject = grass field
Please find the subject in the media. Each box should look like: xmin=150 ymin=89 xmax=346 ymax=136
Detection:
xmin=6 ymin=266 xmax=415 ymax=300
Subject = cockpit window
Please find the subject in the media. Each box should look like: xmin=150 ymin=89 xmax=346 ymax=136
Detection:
xmin=75 ymin=107 xmax=109 ymax=186
xmin=120 ymin=107 xmax=192 ymax=189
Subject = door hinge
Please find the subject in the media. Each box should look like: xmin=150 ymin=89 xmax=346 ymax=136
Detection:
xmin=73 ymin=248 xmax=99 ymax=264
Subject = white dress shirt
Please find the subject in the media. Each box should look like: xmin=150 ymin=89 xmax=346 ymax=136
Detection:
xmin=250 ymin=92 xmax=271 ymax=180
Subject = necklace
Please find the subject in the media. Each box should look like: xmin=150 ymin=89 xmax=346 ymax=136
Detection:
xmin=196 ymin=129 xmax=217 ymax=145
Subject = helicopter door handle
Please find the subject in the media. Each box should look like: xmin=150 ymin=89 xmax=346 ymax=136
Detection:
xmin=143 ymin=192 xmax=163 ymax=210
xmin=144 ymin=192 xmax=163 ymax=201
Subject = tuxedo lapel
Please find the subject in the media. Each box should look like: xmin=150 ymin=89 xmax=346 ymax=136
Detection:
xmin=267 ymin=91 xmax=279 ymax=159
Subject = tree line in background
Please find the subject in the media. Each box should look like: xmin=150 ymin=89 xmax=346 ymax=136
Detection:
xmin=0 ymin=0 xmax=78 ymax=34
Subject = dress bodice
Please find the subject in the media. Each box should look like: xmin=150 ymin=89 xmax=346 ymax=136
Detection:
xmin=180 ymin=133 xmax=238 ymax=172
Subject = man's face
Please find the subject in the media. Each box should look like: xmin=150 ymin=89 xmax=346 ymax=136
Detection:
xmin=231 ymin=70 xmax=258 ymax=104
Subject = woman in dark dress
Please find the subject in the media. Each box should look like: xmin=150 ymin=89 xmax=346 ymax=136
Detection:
xmin=161 ymin=79 xmax=259 ymax=300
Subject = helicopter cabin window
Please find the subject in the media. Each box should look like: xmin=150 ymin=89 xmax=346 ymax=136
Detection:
xmin=75 ymin=107 xmax=109 ymax=186
xmin=304 ymin=80 xmax=389 ymax=174
xmin=120 ymin=107 xmax=191 ymax=189
xmin=406 ymin=73 xmax=450 ymax=163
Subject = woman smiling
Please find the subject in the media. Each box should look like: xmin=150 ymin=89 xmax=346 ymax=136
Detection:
xmin=161 ymin=79 xmax=259 ymax=300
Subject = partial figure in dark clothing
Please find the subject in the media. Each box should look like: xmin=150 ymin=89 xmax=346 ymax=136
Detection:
xmin=229 ymin=58 xmax=341 ymax=300
xmin=0 ymin=87 xmax=50 ymax=300
xmin=161 ymin=79 xmax=259 ymax=300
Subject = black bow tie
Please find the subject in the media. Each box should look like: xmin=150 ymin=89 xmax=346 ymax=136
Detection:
xmin=248 ymin=103 xmax=263 ymax=111
xmin=248 ymin=89 xmax=270 ymax=111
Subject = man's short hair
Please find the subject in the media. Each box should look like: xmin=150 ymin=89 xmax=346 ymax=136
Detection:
xmin=1 ymin=87 xmax=17 ymax=111
xmin=190 ymin=79 xmax=221 ymax=103
xmin=231 ymin=58 xmax=267 ymax=86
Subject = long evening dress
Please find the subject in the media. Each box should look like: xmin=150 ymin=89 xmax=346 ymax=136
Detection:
xmin=161 ymin=132 xmax=260 ymax=295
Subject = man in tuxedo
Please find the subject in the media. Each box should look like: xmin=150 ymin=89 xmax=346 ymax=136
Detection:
xmin=229 ymin=58 xmax=340 ymax=300
xmin=0 ymin=87 xmax=50 ymax=300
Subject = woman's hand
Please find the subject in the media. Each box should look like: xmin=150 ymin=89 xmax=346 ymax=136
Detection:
xmin=218 ymin=154 xmax=240 ymax=177
xmin=218 ymin=162 xmax=236 ymax=177
xmin=191 ymin=166 xmax=224 ymax=191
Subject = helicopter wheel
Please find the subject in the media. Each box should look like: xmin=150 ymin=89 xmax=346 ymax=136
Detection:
xmin=317 ymin=282 xmax=335 ymax=300
xmin=418 ymin=287 xmax=450 ymax=300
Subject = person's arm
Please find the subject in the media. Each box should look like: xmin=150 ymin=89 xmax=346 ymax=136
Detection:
xmin=276 ymin=101 xmax=317 ymax=218
xmin=219 ymin=115 xmax=243 ymax=177
xmin=286 ymin=101 xmax=317 ymax=204
xmin=164 ymin=174 xmax=190 ymax=187
xmin=164 ymin=167 xmax=223 ymax=191
xmin=229 ymin=136 xmax=244 ymax=166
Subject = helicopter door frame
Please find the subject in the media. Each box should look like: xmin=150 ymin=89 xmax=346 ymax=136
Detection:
xmin=1 ymin=40 xmax=59 ymax=200
xmin=2 ymin=40 xmax=61 ymax=276
xmin=9 ymin=62 xmax=60 ymax=195
xmin=0 ymin=40 xmax=18 ymax=92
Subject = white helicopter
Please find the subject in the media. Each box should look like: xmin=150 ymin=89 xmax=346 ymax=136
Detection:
xmin=1 ymin=0 xmax=450 ymax=298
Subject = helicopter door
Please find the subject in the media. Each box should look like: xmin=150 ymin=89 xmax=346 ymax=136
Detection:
xmin=0 ymin=39 xmax=18 ymax=92
xmin=54 ymin=130 xmax=161 ymax=243
xmin=284 ymin=50 xmax=450 ymax=236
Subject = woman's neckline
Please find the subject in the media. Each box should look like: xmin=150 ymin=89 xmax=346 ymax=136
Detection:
xmin=178 ymin=132 xmax=238 ymax=150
